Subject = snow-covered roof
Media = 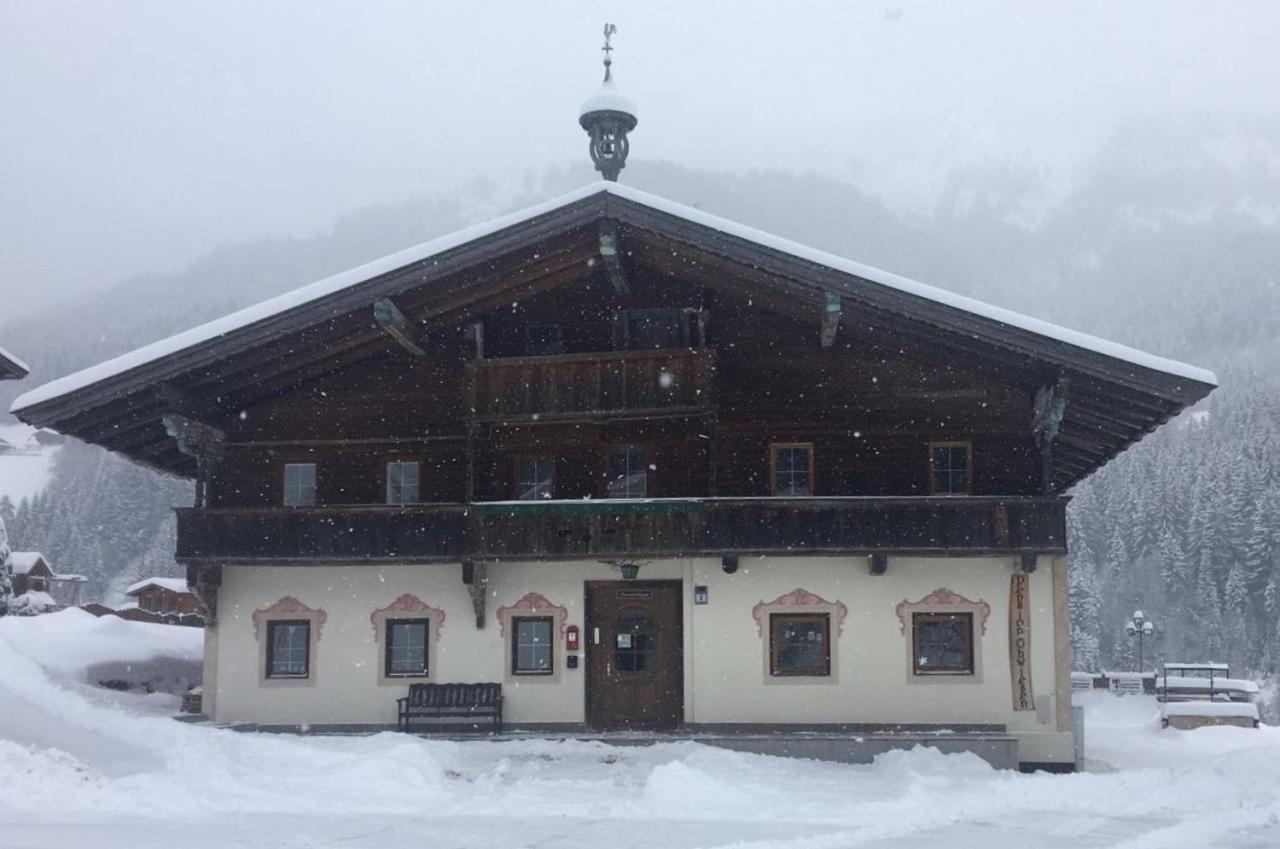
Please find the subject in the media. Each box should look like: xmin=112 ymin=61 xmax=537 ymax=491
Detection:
xmin=9 ymin=182 xmax=1216 ymax=418
xmin=9 ymin=590 xmax=58 ymax=613
xmin=580 ymin=79 xmax=637 ymax=119
xmin=125 ymin=577 xmax=191 ymax=597
xmin=8 ymin=552 xmax=49 ymax=576
xmin=0 ymin=344 xmax=29 ymax=378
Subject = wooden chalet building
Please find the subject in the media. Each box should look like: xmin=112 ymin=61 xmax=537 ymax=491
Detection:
xmin=8 ymin=57 xmax=1215 ymax=771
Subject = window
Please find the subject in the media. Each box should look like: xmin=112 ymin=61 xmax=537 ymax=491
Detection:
xmin=283 ymin=463 xmax=317 ymax=507
xmin=616 ymin=308 xmax=685 ymax=350
xmin=912 ymin=612 xmax=975 ymax=675
xmin=614 ymin=609 xmax=656 ymax=673
xmin=606 ymin=446 xmax=648 ymax=498
xmin=770 ymin=613 xmax=830 ymax=676
xmin=929 ymin=442 xmax=971 ymax=495
xmin=525 ymin=324 xmax=564 ymax=356
xmin=771 ymin=443 xmax=814 ymax=496
xmin=266 ymin=620 xmax=310 ymax=678
xmin=515 ymin=457 xmax=555 ymax=501
xmin=512 ymin=617 xmax=554 ymax=675
xmin=384 ymin=618 xmax=430 ymax=677
xmin=385 ymin=461 xmax=421 ymax=505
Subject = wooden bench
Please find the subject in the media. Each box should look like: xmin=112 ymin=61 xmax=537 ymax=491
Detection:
xmin=397 ymin=682 xmax=503 ymax=733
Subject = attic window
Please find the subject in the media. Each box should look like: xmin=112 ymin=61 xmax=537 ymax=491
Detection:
xmin=615 ymin=309 xmax=685 ymax=350
xmin=525 ymin=324 xmax=565 ymax=356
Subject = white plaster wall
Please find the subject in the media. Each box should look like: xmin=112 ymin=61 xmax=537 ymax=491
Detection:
xmin=209 ymin=555 xmax=1074 ymax=762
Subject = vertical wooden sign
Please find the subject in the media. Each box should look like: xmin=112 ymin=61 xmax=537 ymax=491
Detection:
xmin=1010 ymin=573 xmax=1036 ymax=710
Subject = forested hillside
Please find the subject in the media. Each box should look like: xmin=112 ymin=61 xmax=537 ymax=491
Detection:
xmin=2 ymin=118 xmax=1278 ymax=698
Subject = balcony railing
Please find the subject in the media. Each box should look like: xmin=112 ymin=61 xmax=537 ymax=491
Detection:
xmin=465 ymin=348 xmax=716 ymax=423
xmin=175 ymin=496 xmax=1067 ymax=564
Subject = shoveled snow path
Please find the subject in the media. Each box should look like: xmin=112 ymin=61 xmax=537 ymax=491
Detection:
xmin=1 ymin=613 xmax=1278 ymax=848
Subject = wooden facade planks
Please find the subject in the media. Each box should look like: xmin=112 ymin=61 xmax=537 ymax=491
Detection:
xmin=175 ymin=496 xmax=1067 ymax=563
xmin=13 ymin=186 xmax=1213 ymax=502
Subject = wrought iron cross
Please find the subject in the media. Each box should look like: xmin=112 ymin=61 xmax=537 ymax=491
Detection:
xmin=601 ymin=23 xmax=617 ymax=80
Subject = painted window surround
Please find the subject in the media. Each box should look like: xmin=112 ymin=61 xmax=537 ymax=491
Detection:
xmin=895 ymin=587 xmax=991 ymax=685
xmin=369 ymin=593 xmax=445 ymax=686
xmin=253 ymin=596 xmax=327 ymax=687
xmin=752 ymin=588 xmax=848 ymax=686
xmin=496 ymin=592 xmax=568 ymax=685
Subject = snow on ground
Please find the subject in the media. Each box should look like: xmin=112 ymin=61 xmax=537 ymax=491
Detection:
xmin=1 ymin=613 xmax=1278 ymax=849
xmin=0 ymin=422 xmax=59 ymax=503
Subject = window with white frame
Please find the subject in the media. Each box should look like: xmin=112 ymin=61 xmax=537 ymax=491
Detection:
xmin=512 ymin=617 xmax=554 ymax=675
xmin=384 ymin=618 xmax=430 ymax=677
xmin=386 ymin=461 xmax=421 ymax=505
xmin=266 ymin=620 xmax=310 ymax=678
xmin=283 ymin=463 xmax=317 ymax=507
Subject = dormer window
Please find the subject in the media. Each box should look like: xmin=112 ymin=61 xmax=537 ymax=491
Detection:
xmin=929 ymin=442 xmax=972 ymax=495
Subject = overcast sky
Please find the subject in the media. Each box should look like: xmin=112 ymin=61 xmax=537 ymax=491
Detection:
xmin=2 ymin=1 xmax=1277 ymax=319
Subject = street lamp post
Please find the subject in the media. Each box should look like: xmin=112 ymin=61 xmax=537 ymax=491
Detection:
xmin=1125 ymin=610 xmax=1155 ymax=672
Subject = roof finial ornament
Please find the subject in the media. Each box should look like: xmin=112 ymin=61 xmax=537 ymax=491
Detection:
xmin=601 ymin=22 xmax=616 ymax=82
xmin=579 ymin=22 xmax=637 ymax=182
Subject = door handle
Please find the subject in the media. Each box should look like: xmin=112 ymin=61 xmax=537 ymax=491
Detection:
xmin=593 ymin=626 xmax=601 ymax=645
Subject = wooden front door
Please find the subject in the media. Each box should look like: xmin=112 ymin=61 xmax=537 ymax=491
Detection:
xmin=585 ymin=580 xmax=684 ymax=731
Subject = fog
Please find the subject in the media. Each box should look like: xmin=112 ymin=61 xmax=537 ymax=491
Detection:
xmin=2 ymin=1 xmax=1277 ymax=318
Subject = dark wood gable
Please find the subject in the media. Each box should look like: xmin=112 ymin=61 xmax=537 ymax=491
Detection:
xmin=12 ymin=185 xmax=1214 ymax=501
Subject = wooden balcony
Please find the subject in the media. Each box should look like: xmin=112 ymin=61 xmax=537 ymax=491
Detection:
xmin=465 ymin=348 xmax=716 ymax=423
xmin=175 ymin=496 xmax=1067 ymax=564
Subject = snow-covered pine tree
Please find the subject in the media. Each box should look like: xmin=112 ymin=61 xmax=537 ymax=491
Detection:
xmin=0 ymin=511 xmax=12 ymax=617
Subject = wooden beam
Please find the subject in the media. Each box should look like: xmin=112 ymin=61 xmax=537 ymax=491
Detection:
xmin=1019 ymin=553 xmax=1039 ymax=574
xmin=869 ymin=553 xmax=888 ymax=575
xmin=186 ymin=563 xmax=222 ymax=625
xmin=598 ymin=219 xmax=629 ymax=295
xmin=372 ymin=298 xmax=427 ymax=357
xmin=156 ymin=383 xmax=230 ymax=428
xmin=820 ymin=290 xmax=842 ymax=347
xmin=1033 ymin=377 xmax=1069 ymax=494
xmin=417 ymin=243 xmax=597 ymax=323
xmin=462 ymin=561 xmax=488 ymax=628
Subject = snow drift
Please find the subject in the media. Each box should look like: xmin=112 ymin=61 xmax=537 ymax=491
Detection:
xmin=1 ymin=612 xmax=1279 ymax=848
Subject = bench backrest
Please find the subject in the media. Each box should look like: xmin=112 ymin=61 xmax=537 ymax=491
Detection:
xmin=407 ymin=682 xmax=502 ymax=708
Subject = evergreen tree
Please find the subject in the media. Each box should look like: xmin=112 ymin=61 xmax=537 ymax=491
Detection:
xmin=0 ymin=513 xmax=12 ymax=617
